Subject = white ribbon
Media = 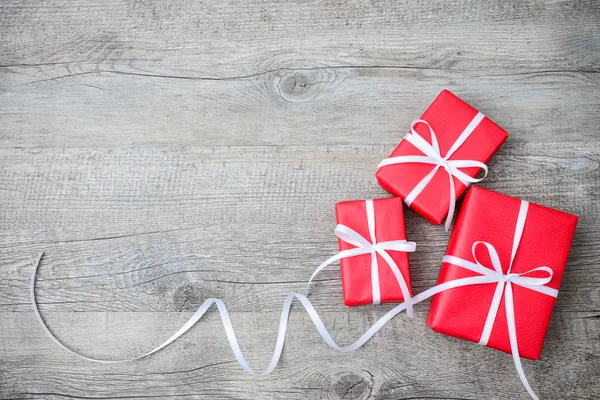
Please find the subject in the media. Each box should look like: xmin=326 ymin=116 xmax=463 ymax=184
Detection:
xmin=377 ymin=112 xmax=488 ymax=231
xmin=31 ymin=199 xmax=556 ymax=399
xmin=307 ymin=199 xmax=417 ymax=311
xmin=31 ymin=251 xmax=413 ymax=375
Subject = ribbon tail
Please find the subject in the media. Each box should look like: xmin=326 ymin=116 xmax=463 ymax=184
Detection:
xmin=370 ymin=252 xmax=381 ymax=305
xmin=478 ymin=281 xmax=505 ymax=346
xmin=375 ymin=249 xmax=413 ymax=317
xmin=505 ymin=282 xmax=540 ymax=400
xmin=216 ymin=294 xmax=313 ymax=376
xmin=444 ymin=173 xmax=456 ymax=232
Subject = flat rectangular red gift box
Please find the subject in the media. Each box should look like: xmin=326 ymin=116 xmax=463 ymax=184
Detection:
xmin=376 ymin=90 xmax=509 ymax=225
xmin=336 ymin=197 xmax=412 ymax=307
xmin=426 ymin=187 xmax=578 ymax=359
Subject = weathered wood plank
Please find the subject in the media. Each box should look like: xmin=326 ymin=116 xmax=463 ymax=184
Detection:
xmin=1 ymin=309 xmax=599 ymax=400
xmin=1 ymin=0 xmax=599 ymax=72
xmin=1 ymin=67 xmax=599 ymax=147
xmin=1 ymin=1 xmax=599 ymax=148
xmin=1 ymin=0 xmax=600 ymax=399
xmin=0 ymin=307 xmax=600 ymax=399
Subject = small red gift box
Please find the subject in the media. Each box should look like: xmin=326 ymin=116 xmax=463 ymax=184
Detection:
xmin=335 ymin=197 xmax=413 ymax=307
xmin=426 ymin=186 xmax=578 ymax=360
xmin=376 ymin=90 xmax=508 ymax=228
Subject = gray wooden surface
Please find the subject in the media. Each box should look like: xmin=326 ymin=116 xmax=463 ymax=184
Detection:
xmin=1 ymin=1 xmax=599 ymax=399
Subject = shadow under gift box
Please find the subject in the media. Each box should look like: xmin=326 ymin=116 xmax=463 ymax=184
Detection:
xmin=376 ymin=89 xmax=508 ymax=225
xmin=426 ymin=186 xmax=578 ymax=360
xmin=335 ymin=197 xmax=412 ymax=306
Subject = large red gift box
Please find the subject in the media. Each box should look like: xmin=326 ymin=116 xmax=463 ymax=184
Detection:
xmin=426 ymin=186 xmax=578 ymax=360
xmin=336 ymin=197 xmax=413 ymax=306
xmin=376 ymin=90 xmax=508 ymax=226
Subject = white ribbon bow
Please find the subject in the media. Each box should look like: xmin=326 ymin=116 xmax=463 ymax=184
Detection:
xmin=307 ymin=199 xmax=416 ymax=313
xmin=436 ymin=200 xmax=556 ymax=400
xmin=377 ymin=112 xmax=489 ymax=231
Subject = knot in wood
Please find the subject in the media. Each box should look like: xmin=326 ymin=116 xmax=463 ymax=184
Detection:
xmin=321 ymin=370 xmax=374 ymax=400
xmin=172 ymin=281 xmax=213 ymax=311
xmin=274 ymin=68 xmax=336 ymax=103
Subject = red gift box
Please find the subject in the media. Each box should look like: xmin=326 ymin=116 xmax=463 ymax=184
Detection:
xmin=376 ymin=90 xmax=508 ymax=228
xmin=335 ymin=197 xmax=414 ymax=307
xmin=426 ymin=186 xmax=578 ymax=360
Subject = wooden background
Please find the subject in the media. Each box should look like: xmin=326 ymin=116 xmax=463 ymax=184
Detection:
xmin=1 ymin=1 xmax=599 ymax=399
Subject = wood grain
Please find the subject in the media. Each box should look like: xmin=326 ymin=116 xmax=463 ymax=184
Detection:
xmin=1 ymin=0 xmax=599 ymax=399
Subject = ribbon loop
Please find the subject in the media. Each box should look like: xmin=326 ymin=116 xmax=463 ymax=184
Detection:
xmin=376 ymin=240 xmax=417 ymax=253
xmin=334 ymin=224 xmax=373 ymax=249
xmin=471 ymin=241 xmax=504 ymax=276
xmin=508 ymin=266 xmax=554 ymax=287
xmin=447 ymin=160 xmax=489 ymax=183
xmin=406 ymin=119 xmax=441 ymax=158
xmin=377 ymin=112 xmax=487 ymax=231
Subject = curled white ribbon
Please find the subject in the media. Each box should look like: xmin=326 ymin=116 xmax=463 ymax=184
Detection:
xmin=307 ymin=199 xmax=417 ymax=311
xmin=31 ymin=252 xmax=413 ymax=374
xmin=377 ymin=113 xmax=489 ymax=231
xmin=31 ymin=199 xmax=556 ymax=399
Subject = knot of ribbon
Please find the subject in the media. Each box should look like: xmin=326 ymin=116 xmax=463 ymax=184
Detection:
xmin=377 ymin=113 xmax=489 ymax=231
xmin=308 ymin=199 xmax=417 ymax=314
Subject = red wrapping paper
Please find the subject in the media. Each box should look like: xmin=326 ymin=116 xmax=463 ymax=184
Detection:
xmin=336 ymin=197 xmax=412 ymax=307
xmin=376 ymin=90 xmax=508 ymax=225
xmin=426 ymin=187 xmax=578 ymax=359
